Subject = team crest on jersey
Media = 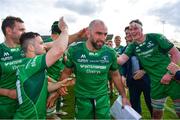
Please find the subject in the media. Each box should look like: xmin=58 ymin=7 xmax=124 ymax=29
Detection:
xmin=147 ymin=41 xmax=154 ymax=48
xmin=100 ymin=55 xmax=109 ymax=63
xmin=102 ymin=55 xmax=108 ymax=61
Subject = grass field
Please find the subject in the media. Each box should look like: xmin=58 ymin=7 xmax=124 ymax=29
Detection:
xmin=60 ymin=86 xmax=178 ymax=119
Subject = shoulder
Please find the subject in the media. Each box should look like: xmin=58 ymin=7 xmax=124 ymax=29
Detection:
xmin=69 ymin=41 xmax=85 ymax=47
xmin=68 ymin=41 xmax=85 ymax=51
xmin=146 ymin=33 xmax=164 ymax=39
xmin=102 ymin=45 xmax=117 ymax=55
xmin=66 ymin=42 xmax=85 ymax=58
xmin=0 ymin=43 xmax=5 ymax=50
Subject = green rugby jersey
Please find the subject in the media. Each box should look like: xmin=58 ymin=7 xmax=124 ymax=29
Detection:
xmin=114 ymin=45 xmax=124 ymax=55
xmin=0 ymin=43 xmax=24 ymax=104
xmin=65 ymin=42 xmax=118 ymax=98
xmin=125 ymin=33 xmax=173 ymax=84
xmin=14 ymin=54 xmax=48 ymax=119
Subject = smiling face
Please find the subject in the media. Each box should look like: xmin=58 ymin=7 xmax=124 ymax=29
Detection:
xmin=87 ymin=20 xmax=108 ymax=50
xmin=33 ymin=36 xmax=46 ymax=55
xmin=125 ymin=28 xmax=133 ymax=44
xmin=114 ymin=36 xmax=121 ymax=47
xmin=129 ymin=22 xmax=144 ymax=42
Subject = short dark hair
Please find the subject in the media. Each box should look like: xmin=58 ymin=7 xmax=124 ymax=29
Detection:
xmin=129 ymin=19 xmax=143 ymax=26
xmin=51 ymin=21 xmax=61 ymax=34
xmin=1 ymin=16 xmax=24 ymax=36
xmin=20 ymin=32 xmax=40 ymax=53
xmin=124 ymin=26 xmax=129 ymax=32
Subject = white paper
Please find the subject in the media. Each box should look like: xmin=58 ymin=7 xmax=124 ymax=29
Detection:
xmin=110 ymin=96 xmax=142 ymax=120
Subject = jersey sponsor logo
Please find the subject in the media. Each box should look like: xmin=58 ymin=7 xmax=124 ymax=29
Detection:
xmin=0 ymin=52 xmax=13 ymax=61
xmin=89 ymin=52 xmax=98 ymax=56
xmin=77 ymin=54 xmax=88 ymax=63
xmin=2 ymin=60 xmax=23 ymax=70
xmin=86 ymin=69 xmax=101 ymax=74
xmin=137 ymin=49 xmax=153 ymax=58
xmin=81 ymin=54 xmax=86 ymax=59
xmin=11 ymin=48 xmax=20 ymax=52
xmin=77 ymin=59 xmax=88 ymax=63
xmin=1 ymin=56 xmax=13 ymax=61
xmin=4 ymin=59 xmax=22 ymax=66
xmin=3 ymin=52 xmax=9 ymax=57
xmin=79 ymin=64 xmax=106 ymax=74
xmin=80 ymin=64 xmax=106 ymax=69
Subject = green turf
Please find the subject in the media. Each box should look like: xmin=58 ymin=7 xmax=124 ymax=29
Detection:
xmin=60 ymin=86 xmax=179 ymax=119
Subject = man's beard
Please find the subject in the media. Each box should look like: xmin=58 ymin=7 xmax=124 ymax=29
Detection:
xmin=91 ymin=40 xmax=105 ymax=50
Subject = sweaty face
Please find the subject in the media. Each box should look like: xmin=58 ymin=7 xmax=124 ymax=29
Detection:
xmin=34 ymin=36 xmax=46 ymax=55
xmin=89 ymin=24 xmax=107 ymax=50
xmin=129 ymin=22 xmax=143 ymax=41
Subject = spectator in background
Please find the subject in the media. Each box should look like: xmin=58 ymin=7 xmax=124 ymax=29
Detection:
xmin=114 ymin=35 xmax=124 ymax=55
xmin=106 ymin=40 xmax=113 ymax=48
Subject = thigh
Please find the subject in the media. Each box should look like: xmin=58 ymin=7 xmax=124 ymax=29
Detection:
xmin=96 ymin=95 xmax=111 ymax=119
xmin=75 ymin=97 xmax=93 ymax=119
xmin=151 ymin=82 xmax=167 ymax=99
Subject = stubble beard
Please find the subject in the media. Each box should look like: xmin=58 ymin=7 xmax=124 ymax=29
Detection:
xmin=91 ymin=40 xmax=104 ymax=50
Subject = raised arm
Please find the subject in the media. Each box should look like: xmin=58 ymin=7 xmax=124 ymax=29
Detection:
xmin=46 ymin=17 xmax=68 ymax=67
xmin=44 ymin=28 xmax=87 ymax=50
xmin=68 ymin=28 xmax=87 ymax=44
